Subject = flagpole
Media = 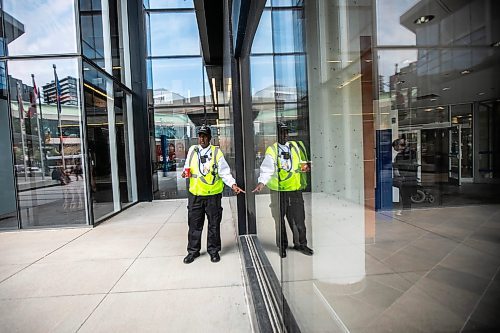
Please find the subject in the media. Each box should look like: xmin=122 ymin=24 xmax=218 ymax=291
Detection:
xmin=17 ymin=82 xmax=28 ymax=182
xmin=36 ymin=77 xmax=47 ymax=177
xmin=31 ymin=74 xmax=45 ymax=180
xmin=53 ymin=64 xmax=66 ymax=170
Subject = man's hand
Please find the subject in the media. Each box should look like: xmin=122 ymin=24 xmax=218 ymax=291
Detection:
xmin=232 ymin=184 xmax=245 ymax=194
xmin=181 ymin=170 xmax=187 ymax=178
xmin=252 ymin=183 xmax=265 ymax=193
xmin=301 ymin=163 xmax=311 ymax=172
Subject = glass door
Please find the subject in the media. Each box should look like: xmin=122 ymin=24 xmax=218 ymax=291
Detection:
xmin=83 ymin=62 xmax=116 ymax=221
xmin=449 ymin=125 xmax=461 ymax=185
xmin=476 ymin=102 xmax=498 ymax=184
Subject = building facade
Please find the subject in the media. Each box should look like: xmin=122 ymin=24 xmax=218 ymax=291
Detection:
xmin=42 ymin=76 xmax=79 ymax=106
xmin=1 ymin=0 xmax=499 ymax=331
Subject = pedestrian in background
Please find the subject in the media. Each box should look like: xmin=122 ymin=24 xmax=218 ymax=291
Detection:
xmin=392 ymin=138 xmax=418 ymax=213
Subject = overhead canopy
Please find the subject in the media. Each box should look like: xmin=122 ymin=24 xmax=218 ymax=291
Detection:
xmin=194 ymin=0 xmax=223 ymax=96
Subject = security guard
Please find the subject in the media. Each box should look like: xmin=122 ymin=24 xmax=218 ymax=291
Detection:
xmin=182 ymin=125 xmax=245 ymax=264
xmin=253 ymin=122 xmax=313 ymax=258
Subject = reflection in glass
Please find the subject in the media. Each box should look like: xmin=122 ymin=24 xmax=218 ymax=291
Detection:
xmin=249 ymin=1 xmax=500 ymax=331
xmin=79 ymin=0 xmax=125 ymax=80
xmin=146 ymin=0 xmax=194 ymax=9
xmin=2 ymin=0 xmax=78 ymax=56
xmin=250 ymin=56 xmax=274 ymax=102
xmin=151 ymin=57 xmax=204 ymax=106
xmin=0 ymin=60 xmax=18 ymax=229
xmin=377 ymin=0 xmax=499 ymax=47
xmin=274 ymin=55 xmax=304 ymax=102
xmin=378 ymin=47 xmax=500 ymax=206
xmin=271 ymin=0 xmax=300 ymax=7
xmin=8 ymin=58 xmax=86 ymax=227
xmin=83 ymin=62 xmax=114 ymax=220
xmin=109 ymin=0 xmax=125 ymax=81
xmin=252 ymin=10 xmax=272 ymax=54
xmin=114 ymin=84 xmax=133 ymax=203
xmin=153 ymin=107 xmax=196 ymax=199
xmin=272 ymin=9 xmax=303 ymax=54
xmin=149 ymin=12 xmax=200 ymax=56
xmin=80 ymin=0 xmax=105 ymax=68
xmin=376 ymin=0 xmax=419 ymax=46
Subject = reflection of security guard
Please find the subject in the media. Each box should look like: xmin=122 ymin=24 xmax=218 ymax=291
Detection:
xmin=182 ymin=125 xmax=245 ymax=264
xmin=253 ymin=122 xmax=313 ymax=258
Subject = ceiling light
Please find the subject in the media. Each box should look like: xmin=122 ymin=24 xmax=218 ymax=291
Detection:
xmin=430 ymin=98 xmax=437 ymax=101
xmin=491 ymin=41 xmax=500 ymax=47
xmin=424 ymin=108 xmax=433 ymax=112
xmin=414 ymin=15 xmax=434 ymax=25
xmin=442 ymin=87 xmax=450 ymax=91
xmin=460 ymin=69 xmax=471 ymax=75
xmin=327 ymin=60 xmax=354 ymax=63
xmin=337 ymin=73 xmax=362 ymax=89
xmin=436 ymin=106 xmax=445 ymax=110
xmin=478 ymin=92 xmax=485 ymax=95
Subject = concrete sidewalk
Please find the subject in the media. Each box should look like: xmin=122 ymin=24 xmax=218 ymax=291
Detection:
xmin=0 ymin=199 xmax=252 ymax=333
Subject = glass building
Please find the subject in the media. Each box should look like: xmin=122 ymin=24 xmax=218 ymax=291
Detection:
xmin=1 ymin=0 xmax=499 ymax=331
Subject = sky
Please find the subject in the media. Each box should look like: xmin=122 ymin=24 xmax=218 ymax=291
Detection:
xmin=4 ymin=0 xmax=78 ymax=87
xmin=4 ymin=0 xmax=422 ymax=97
xmin=375 ymin=0 xmax=419 ymax=83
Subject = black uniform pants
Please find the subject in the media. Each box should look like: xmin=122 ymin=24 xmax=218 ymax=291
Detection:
xmin=270 ymin=190 xmax=307 ymax=250
xmin=187 ymin=193 xmax=223 ymax=255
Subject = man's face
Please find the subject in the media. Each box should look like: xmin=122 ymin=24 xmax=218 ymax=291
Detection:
xmin=397 ymin=140 xmax=406 ymax=152
xmin=198 ymin=133 xmax=210 ymax=148
xmin=278 ymin=129 xmax=288 ymax=145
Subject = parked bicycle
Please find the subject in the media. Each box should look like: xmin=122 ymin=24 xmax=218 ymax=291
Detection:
xmin=410 ymin=178 xmax=435 ymax=204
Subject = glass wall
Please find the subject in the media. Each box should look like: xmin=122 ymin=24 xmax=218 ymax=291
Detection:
xmin=0 ymin=62 xmax=18 ymax=229
xmin=5 ymin=57 xmax=87 ymax=228
xmin=0 ymin=0 xmax=88 ymax=229
xmin=144 ymin=1 xmax=216 ymax=199
xmin=79 ymin=0 xmax=127 ymax=82
xmin=250 ymin=0 xmax=500 ymax=331
xmin=2 ymin=0 xmax=78 ymax=56
xmin=83 ymin=61 xmax=115 ymax=219
xmin=0 ymin=0 xmax=136 ymax=228
xmin=250 ymin=0 xmax=311 ymax=319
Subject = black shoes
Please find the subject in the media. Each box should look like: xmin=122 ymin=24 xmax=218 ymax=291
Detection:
xmin=183 ymin=252 xmax=220 ymax=263
xmin=294 ymin=245 xmax=314 ymax=256
xmin=183 ymin=252 xmax=200 ymax=264
xmin=279 ymin=248 xmax=287 ymax=258
xmin=210 ymin=252 xmax=220 ymax=263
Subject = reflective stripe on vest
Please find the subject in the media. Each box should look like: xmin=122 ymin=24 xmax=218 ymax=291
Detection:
xmin=266 ymin=141 xmax=303 ymax=192
xmin=188 ymin=145 xmax=224 ymax=196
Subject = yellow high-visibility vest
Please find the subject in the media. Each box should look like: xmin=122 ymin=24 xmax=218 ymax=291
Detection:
xmin=265 ymin=141 xmax=307 ymax=191
xmin=187 ymin=145 xmax=224 ymax=196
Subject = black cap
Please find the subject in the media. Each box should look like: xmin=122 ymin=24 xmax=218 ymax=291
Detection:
xmin=197 ymin=125 xmax=211 ymax=137
xmin=277 ymin=121 xmax=288 ymax=132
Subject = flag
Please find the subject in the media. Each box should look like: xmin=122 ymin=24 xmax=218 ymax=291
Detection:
xmin=54 ymin=71 xmax=62 ymax=114
xmin=16 ymin=82 xmax=25 ymax=117
xmin=32 ymin=79 xmax=38 ymax=103
xmin=16 ymin=82 xmax=26 ymax=134
xmin=27 ymin=84 xmax=37 ymax=118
